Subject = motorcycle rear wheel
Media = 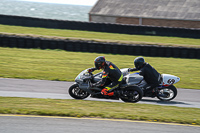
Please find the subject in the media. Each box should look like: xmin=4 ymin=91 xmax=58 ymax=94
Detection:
xmin=157 ymin=85 xmax=177 ymax=101
xmin=68 ymin=84 xmax=90 ymax=99
xmin=120 ymin=86 xmax=143 ymax=103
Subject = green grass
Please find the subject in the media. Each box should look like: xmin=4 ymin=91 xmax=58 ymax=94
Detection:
xmin=0 ymin=47 xmax=199 ymax=89
xmin=0 ymin=24 xmax=200 ymax=48
xmin=1 ymin=24 xmax=199 ymax=126
xmin=0 ymin=97 xmax=199 ymax=125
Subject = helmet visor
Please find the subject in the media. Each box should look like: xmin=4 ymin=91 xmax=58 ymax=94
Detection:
xmin=95 ymin=62 xmax=103 ymax=70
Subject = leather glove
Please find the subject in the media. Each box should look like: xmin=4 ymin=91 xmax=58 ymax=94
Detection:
xmin=88 ymin=69 xmax=92 ymax=73
xmin=87 ymin=68 xmax=96 ymax=73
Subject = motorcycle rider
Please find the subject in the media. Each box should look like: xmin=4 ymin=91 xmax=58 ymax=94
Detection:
xmin=88 ymin=56 xmax=123 ymax=96
xmin=128 ymin=57 xmax=161 ymax=96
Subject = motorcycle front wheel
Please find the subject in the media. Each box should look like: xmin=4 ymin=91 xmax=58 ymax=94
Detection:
xmin=68 ymin=84 xmax=90 ymax=99
xmin=120 ymin=86 xmax=143 ymax=103
xmin=157 ymin=85 xmax=177 ymax=101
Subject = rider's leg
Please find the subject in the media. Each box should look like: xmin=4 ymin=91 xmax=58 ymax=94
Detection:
xmin=101 ymin=82 xmax=120 ymax=96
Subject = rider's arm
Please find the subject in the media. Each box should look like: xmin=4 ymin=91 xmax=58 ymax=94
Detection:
xmin=138 ymin=69 xmax=144 ymax=76
xmin=92 ymin=71 xmax=108 ymax=87
xmin=128 ymin=68 xmax=138 ymax=72
xmin=88 ymin=67 xmax=97 ymax=73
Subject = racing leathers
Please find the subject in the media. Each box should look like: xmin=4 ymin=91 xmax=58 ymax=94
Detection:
xmin=91 ymin=61 xmax=123 ymax=96
xmin=129 ymin=63 xmax=161 ymax=92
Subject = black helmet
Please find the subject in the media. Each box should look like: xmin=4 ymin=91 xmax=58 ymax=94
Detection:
xmin=134 ymin=57 xmax=145 ymax=70
xmin=94 ymin=56 xmax=106 ymax=70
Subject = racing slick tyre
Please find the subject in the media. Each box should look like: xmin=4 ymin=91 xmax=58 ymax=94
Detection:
xmin=120 ymin=86 xmax=143 ymax=103
xmin=156 ymin=85 xmax=177 ymax=101
xmin=68 ymin=84 xmax=90 ymax=99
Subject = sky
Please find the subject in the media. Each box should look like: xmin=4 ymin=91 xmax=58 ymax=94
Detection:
xmin=19 ymin=0 xmax=98 ymax=6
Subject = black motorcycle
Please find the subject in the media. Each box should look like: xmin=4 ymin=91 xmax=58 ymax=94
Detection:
xmin=69 ymin=68 xmax=143 ymax=103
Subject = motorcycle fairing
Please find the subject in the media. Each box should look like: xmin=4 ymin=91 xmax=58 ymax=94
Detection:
xmin=161 ymin=74 xmax=180 ymax=86
xmin=125 ymin=73 xmax=143 ymax=86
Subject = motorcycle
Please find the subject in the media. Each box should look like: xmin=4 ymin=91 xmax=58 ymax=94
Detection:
xmin=121 ymin=68 xmax=180 ymax=101
xmin=68 ymin=68 xmax=144 ymax=103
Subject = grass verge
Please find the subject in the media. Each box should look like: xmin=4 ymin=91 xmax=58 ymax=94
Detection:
xmin=0 ymin=24 xmax=200 ymax=48
xmin=0 ymin=97 xmax=199 ymax=126
xmin=0 ymin=47 xmax=199 ymax=89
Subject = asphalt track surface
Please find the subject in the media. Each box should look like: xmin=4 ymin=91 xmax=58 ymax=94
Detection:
xmin=1 ymin=115 xmax=200 ymax=133
xmin=0 ymin=78 xmax=200 ymax=132
xmin=0 ymin=78 xmax=200 ymax=108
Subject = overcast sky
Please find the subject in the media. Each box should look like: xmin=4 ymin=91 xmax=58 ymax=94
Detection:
xmin=19 ymin=0 xmax=98 ymax=6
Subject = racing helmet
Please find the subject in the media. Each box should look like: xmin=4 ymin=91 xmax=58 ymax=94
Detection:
xmin=134 ymin=57 xmax=145 ymax=70
xmin=94 ymin=56 xmax=106 ymax=70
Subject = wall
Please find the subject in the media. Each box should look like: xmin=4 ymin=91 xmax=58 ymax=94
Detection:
xmin=0 ymin=34 xmax=199 ymax=59
xmin=0 ymin=14 xmax=199 ymax=39
xmin=142 ymin=18 xmax=200 ymax=29
xmin=116 ymin=17 xmax=139 ymax=25
xmin=90 ymin=15 xmax=200 ymax=29
xmin=89 ymin=15 xmax=116 ymax=23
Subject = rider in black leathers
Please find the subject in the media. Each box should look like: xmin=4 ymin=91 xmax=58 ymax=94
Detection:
xmin=88 ymin=56 xmax=123 ymax=96
xmin=129 ymin=57 xmax=161 ymax=96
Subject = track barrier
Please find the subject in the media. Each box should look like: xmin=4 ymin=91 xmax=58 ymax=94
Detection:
xmin=0 ymin=14 xmax=199 ymax=38
xmin=0 ymin=34 xmax=199 ymax=59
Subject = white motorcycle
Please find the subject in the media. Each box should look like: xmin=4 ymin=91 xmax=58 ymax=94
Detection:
xmin=121 ymin=68 xmax=180 ymax=101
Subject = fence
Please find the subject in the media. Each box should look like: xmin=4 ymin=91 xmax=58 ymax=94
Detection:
xmin=0 ymin=34 xmax=199 ymax=59
xmin=0 ymin=14 xmax=199 ymax=38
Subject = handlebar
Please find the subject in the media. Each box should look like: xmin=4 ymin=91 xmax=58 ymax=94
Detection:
xmin=88 ymin=72 xmax=93 ymax=76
